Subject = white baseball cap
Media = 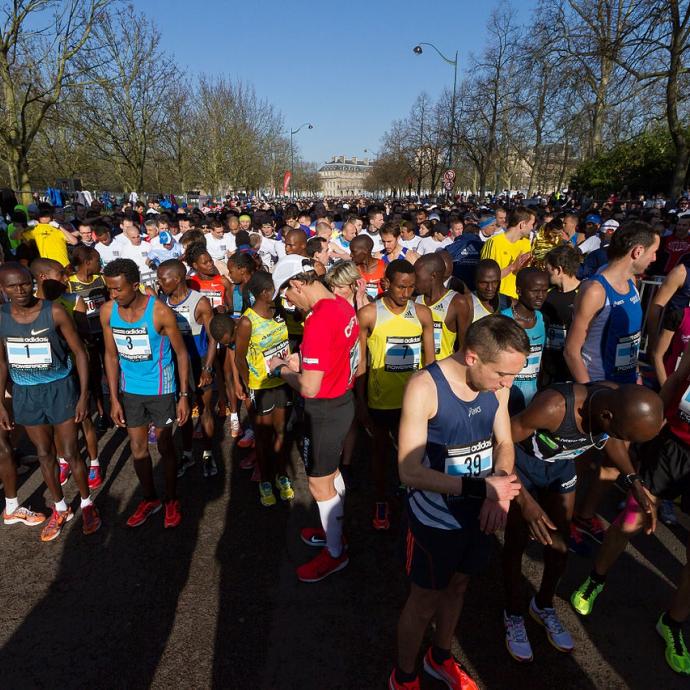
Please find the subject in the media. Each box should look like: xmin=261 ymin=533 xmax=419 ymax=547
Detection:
xmin=272 ymin=254 xmax=317 ymax=299
xmin=600 ymin=219 xmax=620 ymax=233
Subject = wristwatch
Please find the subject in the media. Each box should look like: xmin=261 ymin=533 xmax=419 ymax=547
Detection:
xmin=623 ymin=473 xmax=644 ymax=488
xmin=179 ymin=391 xmax=190 ymax=398
xmin=272 ymin=364 xmax=286 ymax=378
xmin=202 ymin=365 xmax=214 ymax=374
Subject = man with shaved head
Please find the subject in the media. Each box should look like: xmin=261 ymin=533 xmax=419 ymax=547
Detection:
xmin=502 ymin=382 xmax=663 ymax=662
xmin=414 ymin=253 xmax=471 ymax=358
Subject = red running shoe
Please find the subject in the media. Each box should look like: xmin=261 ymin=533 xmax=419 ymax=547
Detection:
xmin=164 ymin=499 xmax=181 ymax=528
xmin=296 ymin=547 xmax=349 ymax=583
xmin=388 ymin=669 xmax=420 ymax=689
xmin=423 ymin=649 xmax=478 ymax=690
xmin=372 ymin=501 xmax=390 ymax=530
xmin=572 ymin=514 xmax=606 ymax=543
xmin=300 ymin=527 xmax=326 ymax=547
xmin=237 ymin=428 xmax=255 ymax=448
xmin=88 ymin=465 xmax=102 ymax=490
xmin=127 ymin=499 xmax=162 ymax=528
xmin=82 ymin=504 xmax=102 ymax=535
xmin=58 ymin=461 xmax=71 ymax=487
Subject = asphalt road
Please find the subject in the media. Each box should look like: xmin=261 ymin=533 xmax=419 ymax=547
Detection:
xmin=0 ymin=416 xmax=688 ymax=690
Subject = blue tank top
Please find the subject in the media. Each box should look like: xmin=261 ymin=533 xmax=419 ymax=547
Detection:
xmin=501 ymin=306 xmax=545 ymax=408
xmin=0 ymin=300 xmax=72 ymax=385
xmin=383 ymin=247 xmax=408 ymax=265
xmin=165 ymin=290 xmax=208 ymax=361
xmin=407 ymin=361 xmax=498 ymax=531
xmin=580 ymin=274 xmax=641 ymax=384
xmin=110 ymin=296 xmax=175 ymax=395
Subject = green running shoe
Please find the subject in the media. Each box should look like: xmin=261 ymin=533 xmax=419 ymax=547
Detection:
xmin=570 ymin=575 xmax=604 ymax=616
xmin=656 ymin=613 xmax=690 ymax=675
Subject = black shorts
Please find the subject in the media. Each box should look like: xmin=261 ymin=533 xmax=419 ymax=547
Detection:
xmin=638 ymin=428 xmax=690 ymax=501
xmin=121 ymin=392 xmax=176 ymax=429
xmin=249 ymin=385 xmax=292 ymax=417
xmin=13 ymin=375 xmax=78 ymax=426
xmin=515 ymin=445 xmax=577 ymax=495
xmin=303 ymin=391 xmax=354 ymax=477
xmin=368 ymin=407 xmax=402 ymax=437
xmin=405 ymin=510 xmax=492 ymax=590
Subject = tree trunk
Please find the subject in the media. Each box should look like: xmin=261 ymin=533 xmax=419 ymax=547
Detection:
xmin=7 ymin=147 xmax=33 ymax=205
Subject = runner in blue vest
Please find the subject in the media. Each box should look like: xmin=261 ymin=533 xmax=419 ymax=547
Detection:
xmin=101 ymin=259 xmax=190 ymax=529
xmin=390 ymin=315 xmax=527 ymax=690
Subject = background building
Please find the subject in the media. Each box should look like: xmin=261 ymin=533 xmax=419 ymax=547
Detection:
xmin=318 ymin=155 xmax=373 ymax=196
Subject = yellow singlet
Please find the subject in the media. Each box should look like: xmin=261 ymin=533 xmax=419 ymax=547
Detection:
xmin=367 ymin=299 xmax=422 ymax=410
xmin=244 ymin=307 xmax=289 ymax=390
xmin=416 ymin=290 xmax=457 ymax=360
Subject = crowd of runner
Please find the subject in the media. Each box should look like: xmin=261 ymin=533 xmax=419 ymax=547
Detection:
xmin=0 ymin=190 xmax=689 ymax=688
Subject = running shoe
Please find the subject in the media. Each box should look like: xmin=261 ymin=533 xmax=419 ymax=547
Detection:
xmin=58 ymin=461 xmax=71 ymax=487
xmin=96 ymin=414 xmax=110 ymax=433
xmin=239 ymin=450 xmax=256 ymax=470
xmin=659 ymin=499 xmax=679 ymax=526
xmin=296 ymin=546 xmax=349 ymax=582
xmin=301 ymin=526 xmax=327 ymax=547
xmin=126 ymin=499 xmax=162 ymax=527
xmin=40 ymin=508 xmax=74 ymax=542
xmin=529 ymin=598 xmax=574 ymax=652
xmin=275 ymin=475 xmax=295 ymax=501
xmin=373 ymin=501 xmax=390 ymax=530
xmin=237 ymin=428 xmax=255 ymax=448
xmin=387 ymin=670 xmax=420 ymax=690
xmin=570 ymin=575 xmax=605 ymax=616
xmin=177 ymin=454 xmax=195 ymax=478
xmin=572 ymin=514 xmax=606 ymax=543
xmin=230 ymin=416 xmax=242 ymax=438
xmin=88 ymin=465 xmax=102 ymax=490
xmin=657 ymin=612 xmax=690 ymax=675
xmin=164 ymin=499 xmax=182 ymax=528
xmin=504 ymin=611 xmax=533 ymax=662
xmin=3 ymin=506 xmax=46 ymax=526
xmin=567 ymin=523 xmax=591 ymax=556
xmin=422 ymin=648 xmax=479 ymax=689
xmin=259 ymin=482 xmax=276 ymax=507
xmin=81 ymin=504 xmax=102 ymax=535
xmin=202 ymin=453 xmax=218 ymax=478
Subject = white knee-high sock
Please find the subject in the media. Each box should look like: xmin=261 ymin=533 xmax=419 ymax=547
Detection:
xmin=317 ymin=493 xmax=344 ymax=558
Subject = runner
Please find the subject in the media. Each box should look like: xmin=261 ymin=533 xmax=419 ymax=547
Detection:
xmin=186 ymin=242 xmax=233 ymax=313
xmin=0 ymin=263 xmax=99 ymax=541
xmin=381 ymin=223 xmax=419 ymax=265
xmin=469 ymin=259 xmax=507 ymax=323
xmin=157 ymin=259 xmax=218 ymax=478
xmin=350 ymin=235 xmax=386 ymax=300
xmin=541 ymin=245 xmax=581 ymax=385
xmin=501 ymin=268 xmax=548 ymax=412
xmin=447 ymin=224 xmax=484 ymax=291
xmin=503 ymin=383 xmax=663 ymax=662
xmin=234 ymin=271 xmax=294 ymax=507
xmin=570 ymin=343 xmax=690 ymax=676
xmin=361 ymin=206 xmax=385 ymax=253
xmin=268 ymin=254 xmax=359 ymax=581
xmin=390 ymin=315 xmax=526 ymax=690
xmin=101 ymin=258 xmax=190 ymax=528
xmin=357 ymin=259 xmax=436 ymax=530
xmin=414 ymin=253 xmax=470 ymax=359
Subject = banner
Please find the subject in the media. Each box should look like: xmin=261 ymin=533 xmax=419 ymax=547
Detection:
xmin=282 ymin=171 xmax=292 ymax=195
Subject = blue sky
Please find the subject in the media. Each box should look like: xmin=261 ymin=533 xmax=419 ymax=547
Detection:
xmin=138 ymin=0 xmax=537 ymax=165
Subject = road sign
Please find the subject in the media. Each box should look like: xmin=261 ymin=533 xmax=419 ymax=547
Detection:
xmin=443 ymin=169 xmax=456 ymax=183
xmin=443 ymin=180 xmax=454 ymax=191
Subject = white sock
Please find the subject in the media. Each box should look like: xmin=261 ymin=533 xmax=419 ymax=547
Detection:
xmin=55 ymin=499 xmax=68 ymax=513
xmin=230 ymin=412 xmax=239 ymax=421
xmin=334 ymin=471 xmax=346 ymax=498
xmin=203 ymin=450 xmax=212 ymax=458
xmin=317 ymin=493 xmax=344 ymax=558
xmin=5 ymin=496 xmax=19 ymax=514
xmin=58 ymin=457 xmax=67 ymax=465
xmin=90 ymin=457 xmax=100 ymax=467
xmin=80 ymin=495 xmax=92 ymax=509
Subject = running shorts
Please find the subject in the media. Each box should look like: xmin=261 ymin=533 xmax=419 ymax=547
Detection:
xmin=404 ymin=510 xmax=492 ymax=590
xmin=302 ymin=391 xmax=354 ymax=477
xmin=13 ymin=375 xmax=78 ymax=426
xmin=638 ymin=428 xmax=690 ymax=501
xmin=249 ymin=385 xmax=292 ymax=417
xmin=514 ymin=445 xmax=577 ymax=495
xmin=121 ymin=392 xmax=176 ymax=429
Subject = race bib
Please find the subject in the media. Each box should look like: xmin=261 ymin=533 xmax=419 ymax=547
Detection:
xmin=6 ymin=336 xmax=52 ymax=369
xmin=84 ymin=293 xmax=106 ymax=316
xmin=516 ymin=344 xmax=543 ymax=382
xmin=365 ymin=281 xmax=380 ymax=299
xmin=173 ymin=305 xmax=193 ymax=335
xmin=262 ymin=340 xmax=289 ymax=374
xmin=204 ymin=290 xmax=223 ymax=308
xmin=614 ymin=332 xmax=640 ymax=372
xmin=546 ymin=325 xmax=566 ymax=351
xmin=445 ymin=439 xmax=493 ymax=478
xmin=113 ymin=326 xmax=152 ymax=361
xmin=384 ymin=335 xmax=421 ymax=372
xmin=432 ymin=321 xmax=442 ymax=355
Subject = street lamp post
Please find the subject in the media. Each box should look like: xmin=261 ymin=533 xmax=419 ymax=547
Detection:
xmin=413 ymin=43 xmax=458 ymax=170
xmin=289 ymin=122 xmax=313 ymax=197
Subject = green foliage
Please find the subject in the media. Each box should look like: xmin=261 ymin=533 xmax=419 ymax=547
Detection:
xmin=571 ymin=126 xmax=687 ymax=195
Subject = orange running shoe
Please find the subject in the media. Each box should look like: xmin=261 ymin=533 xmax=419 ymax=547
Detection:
xmin=3 ymin=506 xmax=46 ymax=526
xmin=40 ymin=508 xmax=74 ymax=542
xmin=423 ymin=648 xmax=478 ymax=690
xmin=388 ymin=670 xmax=420 ymax=690
xmin=82 ymin=504 xmax=102 ymax=535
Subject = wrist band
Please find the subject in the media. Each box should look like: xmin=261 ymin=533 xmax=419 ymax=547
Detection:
xmin=272 ymin=364 xmax=285 ymax=378
xmin=461 ymin=477 xmax=487 ymax=499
